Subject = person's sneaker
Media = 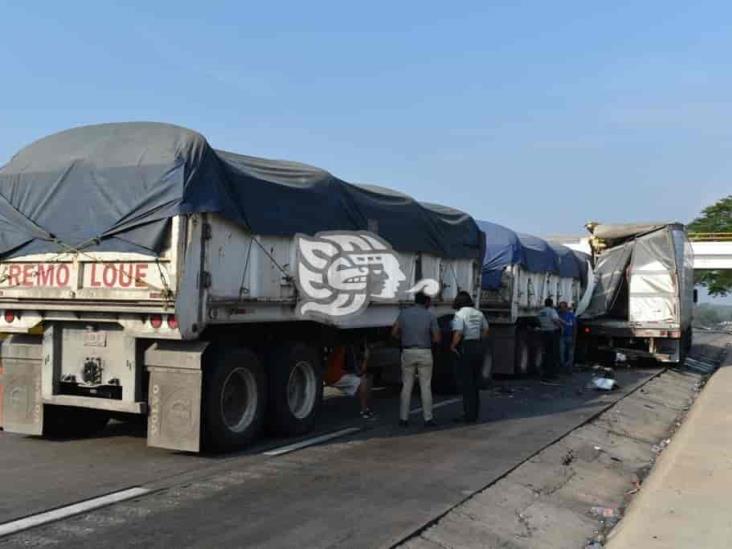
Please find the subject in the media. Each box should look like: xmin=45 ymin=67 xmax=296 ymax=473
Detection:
xmin=360 ymin=409 xmax=375 ymax=420
xmin=424 ymin=419 xmax=437 ymax=428
xmin=398 ymin=419 xmax=409 ymax=427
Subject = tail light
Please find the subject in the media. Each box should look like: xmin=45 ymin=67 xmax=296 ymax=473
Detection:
xmin=583 ymin=327 xmax=591 ymax=334
xmin=4 ymin=310 xmax=15 ymax=323
xmin=167 ymin=315 xmax=178 ymax=329
xmin=149 ymin=314 xmax=163 ymax=329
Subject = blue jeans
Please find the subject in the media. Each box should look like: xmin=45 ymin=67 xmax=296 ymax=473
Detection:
xmin=560 ymin=337 xmax=575 ymax=372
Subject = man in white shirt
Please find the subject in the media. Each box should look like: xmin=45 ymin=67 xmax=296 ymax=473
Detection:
xmin=450 ymin=291 xmax=489 ymax=423
xmin=537 ymin=298 xmax=564 ymax=381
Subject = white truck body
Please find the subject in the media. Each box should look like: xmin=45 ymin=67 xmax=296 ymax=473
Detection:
xmin=479 ymin=264 xmax=584 ymax=325
xmin=474 ymin=221 xmax=591 ymax=376
xmin=580 ymin=223 xmax=694 ymax=363
xmin=0 ymin=121 xmax=486 ymax=452
xmin=0 ymin=213 xmax=478 ymax=449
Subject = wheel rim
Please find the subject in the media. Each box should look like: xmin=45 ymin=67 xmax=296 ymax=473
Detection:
xmin=517 ymin=340 xmax=529 ymax=374
xmin=533 ymin=346 xmax=544 ymax=370
xmin=287 ymin=360 xmax=317 ymax=420
xmin=220 ymin=367 xmax=258 ymax=433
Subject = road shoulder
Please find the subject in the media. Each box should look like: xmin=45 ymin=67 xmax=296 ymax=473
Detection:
xmin=400 ymin=366 xmax=706 ymax=549
xmin=607 ymin=350 xmax=732 ymax=548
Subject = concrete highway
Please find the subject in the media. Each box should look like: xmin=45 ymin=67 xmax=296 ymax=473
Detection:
xmin=0 ymin=333 xmax=726 ymax=548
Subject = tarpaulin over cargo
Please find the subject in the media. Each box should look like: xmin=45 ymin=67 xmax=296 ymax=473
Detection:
xmin=478 ymin=220 xmax=567 ymax=289
xmin=582 ymin=242 xmax=633 ymax=319
xmin=549 ymin=243 xmax=590 ymax=280
xmin=571 ymin=249 xmax=592 ymax=287
xmin=581 ymin=224 xmax=687 ymax=321
xmin=0 ymin=122 xmax=484 ymax=260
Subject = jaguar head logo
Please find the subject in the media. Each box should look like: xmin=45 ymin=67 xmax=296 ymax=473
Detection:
xmin=294 ymin=231 xmax=439 ymax=319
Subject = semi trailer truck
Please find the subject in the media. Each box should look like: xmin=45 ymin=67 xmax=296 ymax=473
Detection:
xmin=578 ymin=222 xmax=694 ymax=364
xmin=0 ymin=122 xmax=484 ymax=452
xmin=476 ymin=221 xmax=591 ymax=377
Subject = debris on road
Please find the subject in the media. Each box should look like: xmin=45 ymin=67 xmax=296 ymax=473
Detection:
xmin=589 ymin=506 xmax=617 ymax=519
xmin=651 ymin=439 xmax=671 ymax=454
xmin=589 ymin=377 xmax=619 ymax=391
xmin=401 ymin=360 xmax=711 ymax=549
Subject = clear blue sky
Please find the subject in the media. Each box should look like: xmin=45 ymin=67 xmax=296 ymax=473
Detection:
xmin=1 ymin=1 xmax=730 ymax=236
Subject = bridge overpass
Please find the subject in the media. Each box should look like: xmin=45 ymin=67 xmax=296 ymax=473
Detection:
xmin=555 ymin=233 xmax=732 ymax=270
xmin=688 ymin=233 xmax=732 ymax=270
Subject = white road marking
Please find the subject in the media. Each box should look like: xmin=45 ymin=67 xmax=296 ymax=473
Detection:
xmin=410 ymin=398 xmax=462 ymax=415
xmin=263 ymin=427 xmax=361 ymax=457
xmin=0 ymin=487 xmax=150 ymax=538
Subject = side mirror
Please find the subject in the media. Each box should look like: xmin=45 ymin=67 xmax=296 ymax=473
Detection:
xmin=693 ymin=288 xmax=699 ymax=304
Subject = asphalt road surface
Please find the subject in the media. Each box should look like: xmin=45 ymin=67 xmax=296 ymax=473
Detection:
xmin=0 ymin=333 xmax=725 ymax=548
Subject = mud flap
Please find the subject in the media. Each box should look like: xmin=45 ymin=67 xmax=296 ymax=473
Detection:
xmin=145 ymin=340 xmax=209 ymax=452
xmin=1 ymin=335 xmax=43 ymax=435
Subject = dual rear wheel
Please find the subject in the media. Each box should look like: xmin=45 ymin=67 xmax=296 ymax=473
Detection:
xmin=514 ymin=329 xmax=543 ymax=376
xmin=202 ymin=342 xmax=323 ymax=452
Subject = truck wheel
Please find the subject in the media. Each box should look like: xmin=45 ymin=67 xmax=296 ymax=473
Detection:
xmin=203 ymin=348 xmax=266 ymax=452
xmin=478 ymin=346 xmax=493 ymax=389
xmin=529 ymin=335 xmax=544 ymax=375
xmin=267 ymin=343 xmax=323 ymax=436
xmin=514 ymin=332 xmax=530 ymax=376
xmin=43 ymin=405 xmax=110 ymax=438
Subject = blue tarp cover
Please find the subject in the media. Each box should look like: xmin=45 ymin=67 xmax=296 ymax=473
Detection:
xmin=0 ymin=122 xmax=484 ymax=261
xmin=478 ymin=220 xmax=585 ymax=289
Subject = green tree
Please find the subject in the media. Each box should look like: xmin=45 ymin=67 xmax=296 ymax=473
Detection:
xmin=689 ymin=195 xmax=732 ymax=296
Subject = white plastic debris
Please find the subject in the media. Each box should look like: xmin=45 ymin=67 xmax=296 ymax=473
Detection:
xmin=591 ymin=377 xmax=617 ymax=391
xmin=589 ymin=506 xmax=617 ymax=519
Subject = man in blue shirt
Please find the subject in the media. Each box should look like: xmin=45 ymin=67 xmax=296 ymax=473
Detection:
xmin=558 ymin=301 xmax=577 ymax=373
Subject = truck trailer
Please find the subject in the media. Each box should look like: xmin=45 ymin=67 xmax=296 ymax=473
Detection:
xmin=0 ymin=122 xmax=484 ymax=452
xmin=578 ymin=222 xmax=694 ymax=364
xmin=476 ymin=221 xmax=591 ymax=377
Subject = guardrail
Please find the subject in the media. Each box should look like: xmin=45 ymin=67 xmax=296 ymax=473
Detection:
xmin=688 ymin=232 xmax=732 ymax=242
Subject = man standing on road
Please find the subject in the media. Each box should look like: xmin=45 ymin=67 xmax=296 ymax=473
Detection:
xmin=450 ymin=291 xmax=489 ymax=423
xmin=558 ymin=301 xmax=577 ymax=374
xmin=537 ymin=298 xmax=563 ymax=381
xmin=391 ymin=292 xmax=440 ymax=427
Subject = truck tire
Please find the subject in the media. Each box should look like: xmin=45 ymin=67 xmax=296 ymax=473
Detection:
xmin=514 ymin=331 xmax=530 ymax=376
xmin=529 ymin=334 xmax=544 ymax=375
xmin=202 ymin=348 xmax=266 ymax=452
xmin=43 ymin=405 xmax=110 ymax=438
xmin=478 ymin=345 xmax=493 ymax=389
xmin=267 ymin=343 xmax=323 ymax=436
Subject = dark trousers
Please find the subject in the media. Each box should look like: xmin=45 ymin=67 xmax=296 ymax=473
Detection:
xmin=541 ymin=330 xmax=560 ymax=379
xmin=457 ymin=339 xmax=484 ymax=422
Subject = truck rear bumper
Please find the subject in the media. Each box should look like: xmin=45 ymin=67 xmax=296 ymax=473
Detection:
xmin=42 ymin=395 xmax=146 ymax=414
xmin=581 ymin=323 xmax=681 ymax=339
